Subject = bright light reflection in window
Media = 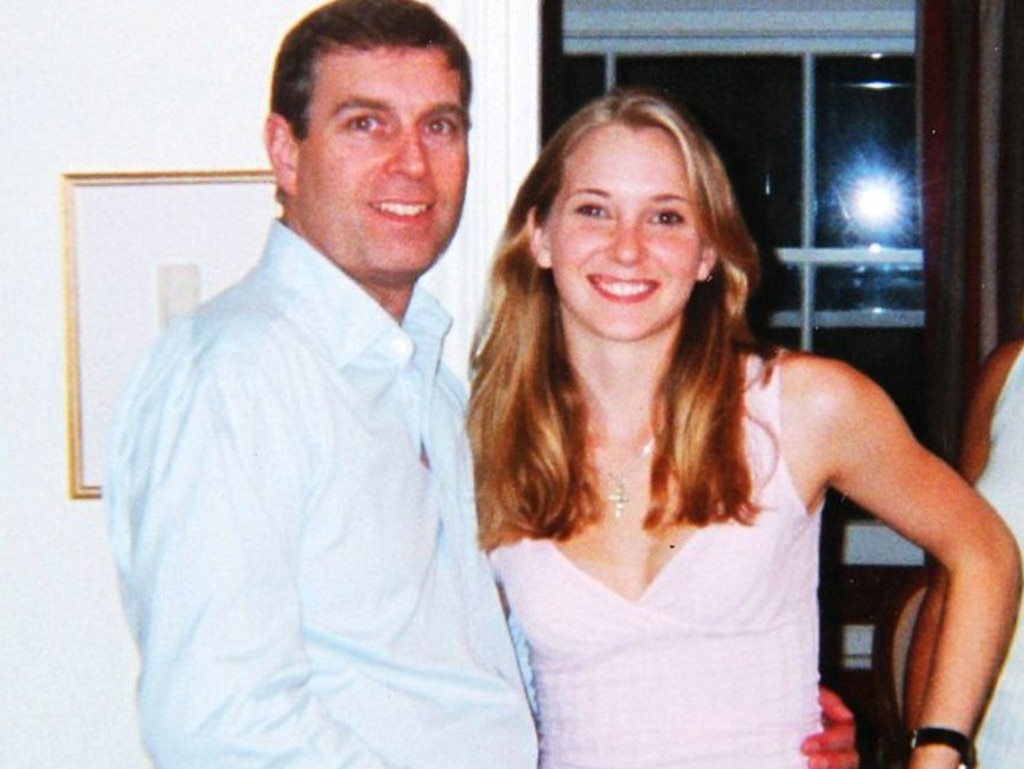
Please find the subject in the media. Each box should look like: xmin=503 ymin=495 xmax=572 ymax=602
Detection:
xmin=826 ymin=159 xmax=915 ymax=248
xmin=852 ymin=177 xmax=902 ymax=228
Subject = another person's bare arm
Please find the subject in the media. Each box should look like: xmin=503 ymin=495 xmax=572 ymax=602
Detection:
xmin=905 ymin=338 xmax=1024 ymax=728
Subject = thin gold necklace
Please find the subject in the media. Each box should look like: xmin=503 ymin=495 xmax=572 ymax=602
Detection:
xmin=603 ymin=438 xmax=654 ymax=520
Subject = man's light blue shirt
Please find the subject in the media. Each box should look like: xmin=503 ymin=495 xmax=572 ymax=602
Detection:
xmin=105 ymin=221 xmax=537 ymax=768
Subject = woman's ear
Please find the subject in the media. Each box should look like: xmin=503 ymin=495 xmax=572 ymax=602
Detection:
xmin=526 ymin=208 xmax=553 ymax=269
xmin=697 ymin=244 xmax=719 ymax=282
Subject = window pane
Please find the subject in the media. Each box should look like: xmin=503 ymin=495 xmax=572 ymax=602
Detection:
xmin=617 ymin=56 xmax=803 ymax=248
xmin=751 ymin=260 xmax=802 ymax=339
xmin=760 ymin=325 xmax=802 ymax=351
xmin=546 ymin=54 xmax=606 ymax=142
xmin=814 ymin=56 xmax=919 ymax=248
xmin=815 ymin=264 xmax=924 ymax=312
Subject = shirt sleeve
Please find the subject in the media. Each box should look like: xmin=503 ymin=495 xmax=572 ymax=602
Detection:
xmin=507 ymin=611 xmax=539 ymax=719
xmin=105 ymin=338 xmax=398 ymax=769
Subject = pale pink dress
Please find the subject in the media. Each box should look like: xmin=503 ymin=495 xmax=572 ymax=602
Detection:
xmin=490 ymin=358 xmax=823 ymax=769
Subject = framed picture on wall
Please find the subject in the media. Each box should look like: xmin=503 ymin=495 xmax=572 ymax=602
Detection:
xmin=63 ymin=171 xmax=278 ymax=499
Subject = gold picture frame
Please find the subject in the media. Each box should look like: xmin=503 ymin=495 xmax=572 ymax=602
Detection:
xmin=63 ymin=171 xmax=277 ymax=499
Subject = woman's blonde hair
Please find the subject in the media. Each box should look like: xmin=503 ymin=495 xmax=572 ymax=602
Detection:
xmin=468 ymin=87 xmax=772 ymax=550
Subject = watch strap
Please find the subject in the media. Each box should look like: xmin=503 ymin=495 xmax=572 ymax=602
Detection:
xmin=909 ymin=726 xmax=975 ymax=768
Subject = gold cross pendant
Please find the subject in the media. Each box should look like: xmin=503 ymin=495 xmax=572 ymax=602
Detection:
xmin=607 ymin=476 xmax=629 ymax=520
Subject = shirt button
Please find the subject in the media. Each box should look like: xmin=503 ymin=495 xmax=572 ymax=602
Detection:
xmin=390 ymin=334 xmax=414 ymax=363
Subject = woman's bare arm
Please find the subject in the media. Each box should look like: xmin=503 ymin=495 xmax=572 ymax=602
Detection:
xmin=782 ymin=353 xmax=1021 ymax=769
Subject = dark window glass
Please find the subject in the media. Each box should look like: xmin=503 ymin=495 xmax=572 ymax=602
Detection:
xmin=815 ymin=264 xmax=925 ymax=312
xmin=617 ymin=56 xmax=803 ymax=250
xmin=545 ymin=55 xmax=606 ymax=141
xmin=814 ymin=56 xmax=919 ymax=248
xmin=750 ymin=260 xmax=802 ymax=338
xmin=760 ymin=324 xmax=802 ymax=351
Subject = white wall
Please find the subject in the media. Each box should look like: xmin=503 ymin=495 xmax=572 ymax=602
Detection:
xmin=0 ymin=2 xmax=539 ymax=767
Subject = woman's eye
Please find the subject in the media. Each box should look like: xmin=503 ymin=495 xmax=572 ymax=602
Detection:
xmin=654 ymin=210 xmax=684 ymax=225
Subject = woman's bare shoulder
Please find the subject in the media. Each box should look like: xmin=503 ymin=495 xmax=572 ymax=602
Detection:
xmin=776 ymin=349 xmax=922 ymax=498
xmin=772 ymin=351 xmax=868 ymax=507
xmin=776 ymin=350 xmax=881 ymax=416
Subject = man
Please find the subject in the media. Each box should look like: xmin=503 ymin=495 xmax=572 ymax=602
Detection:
xmin=105 ymin=1 xmax=858 ymax=766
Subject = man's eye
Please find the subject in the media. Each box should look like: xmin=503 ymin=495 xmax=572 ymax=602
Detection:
xmin=576 ymin=204 xmax=605 ymax=218
xmin=345 ymin=114 xmax=380 ymax=132
xmin=426 ymin=116 xmax=466 ymax=137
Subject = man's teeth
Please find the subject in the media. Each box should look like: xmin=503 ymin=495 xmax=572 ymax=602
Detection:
xmin=377 ymin=202 xmax=428 ymax=216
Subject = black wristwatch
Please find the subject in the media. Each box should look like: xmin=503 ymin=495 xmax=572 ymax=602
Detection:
xmin=909 ymin=726 xmax=975 ymax=768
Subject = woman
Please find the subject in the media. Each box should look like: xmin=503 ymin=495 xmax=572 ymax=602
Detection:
xmin=908 ymin=336 xmax=1024 ymax=766
xmin=468 ymin=88 xmax=1019 ymax=769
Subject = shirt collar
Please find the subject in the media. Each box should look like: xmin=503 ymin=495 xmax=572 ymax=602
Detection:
xmin=259 ymin=220 xmax=452 ymax=373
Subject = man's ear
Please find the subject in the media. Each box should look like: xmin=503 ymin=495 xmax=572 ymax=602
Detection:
xmin=526 ymin=209 xmax=553 ymax=269
xmin=264 ymin=113 xmax=300 ymax=199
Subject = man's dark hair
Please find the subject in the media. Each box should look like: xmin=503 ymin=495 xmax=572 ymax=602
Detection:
xmin=271 ymin=0 xmax=472 ymax=139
